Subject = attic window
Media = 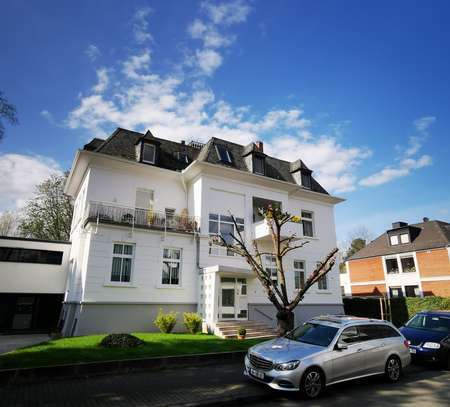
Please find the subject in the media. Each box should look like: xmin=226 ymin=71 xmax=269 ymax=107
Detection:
xmin=215 ymin=144 xmax=232 ymax=164
xmin=301 ymin=171 xmax=312 ymax=189
xmin=142 ymin=144 xmax=156 ymax=164
xmin=253 ymin=155 xmax=265 ymax=175
xmin=177 ymin=151 xmax=189 ymax=163
xmin=390 ymin=235 xmax=399 ymax=245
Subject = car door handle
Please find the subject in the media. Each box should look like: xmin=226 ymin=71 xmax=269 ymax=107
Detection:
xmin=357 ymin=348 xmax=363 ymax=352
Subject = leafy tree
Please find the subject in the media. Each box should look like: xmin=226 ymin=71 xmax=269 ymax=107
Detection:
xmin=214 ymin=205 xmax=338 ymax=336
xmin=0 ymin=91 xmax=18 ymax=140
xmin=0 ymin=211 xmax=20 ymax=236
xmin=19 ymin=173 xmax=73 ymax=241
xmin=345 ymin=237 xmax=367 ymax=259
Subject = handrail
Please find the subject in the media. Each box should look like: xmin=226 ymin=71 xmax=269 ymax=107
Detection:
xmin=254 ymin=307 xmax=274 ymax=321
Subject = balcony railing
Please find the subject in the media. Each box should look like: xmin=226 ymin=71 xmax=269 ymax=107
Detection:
xmin=86 ymin=201 xmax=199 ymax=234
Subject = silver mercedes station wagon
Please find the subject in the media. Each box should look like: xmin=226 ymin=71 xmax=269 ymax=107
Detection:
xmin=245 ymin=315 xmax=411 ymax=398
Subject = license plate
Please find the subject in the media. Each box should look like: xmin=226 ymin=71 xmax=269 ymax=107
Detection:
xmin=409 ymin=348 xmax=417 ymax=354
xmin=250 ymin=368 xmax=265 ymax=380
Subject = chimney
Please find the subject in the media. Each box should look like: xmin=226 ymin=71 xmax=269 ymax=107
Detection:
xmin=181 ymin=140 xmax=185 ymax=145
xmin=254 ymin=141 xmax=264 ymax=153
xmin=392 ymin=221 xmax=408 ymax=229
xmin=423 ymin=217 xmax=429 ymax=222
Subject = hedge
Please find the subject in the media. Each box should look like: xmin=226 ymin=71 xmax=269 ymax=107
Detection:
xmin=343 ymin=296 xmax=450 ymax=327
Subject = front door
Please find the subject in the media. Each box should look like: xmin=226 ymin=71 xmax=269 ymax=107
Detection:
xmin=219 ymin=277 xmax=248 ymax=320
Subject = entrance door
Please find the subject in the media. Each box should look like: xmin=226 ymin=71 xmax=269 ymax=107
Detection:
xmin=12 ymin=296 xmax=35 ymax=330
xmin=219 ymin=277 xmax=248 ymax=320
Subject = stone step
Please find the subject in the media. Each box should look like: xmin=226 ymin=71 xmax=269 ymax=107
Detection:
xmin=218 ymin=326 xmax=276 ymax=334
xmin=216 ymin=321 xmax=273 ymax=328
xmin=222 ymin=332 xmax=277 ymax=339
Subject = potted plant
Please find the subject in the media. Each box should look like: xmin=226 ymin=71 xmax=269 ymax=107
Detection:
xmin=238 ymin=327 xmax=246 ymax=340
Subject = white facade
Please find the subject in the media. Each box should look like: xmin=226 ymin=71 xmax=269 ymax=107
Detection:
xmin=62 ymin=145 xmax=344 ymax=336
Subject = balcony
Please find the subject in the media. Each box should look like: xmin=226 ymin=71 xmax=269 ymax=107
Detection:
xmin=85 ymin=201 xmax=199 ymax=234
xmin=253 ymin=219 xmax=302 ymax=241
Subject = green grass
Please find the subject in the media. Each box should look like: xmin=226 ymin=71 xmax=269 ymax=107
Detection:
xmin=0 ymin=333 xmax=266 ymax=370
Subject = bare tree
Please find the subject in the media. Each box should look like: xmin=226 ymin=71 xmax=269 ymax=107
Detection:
xmin=0 ymin=91 xmax=18 ymax=140
xmin=0 ymin=211 xmax=20 ymax=236
xmin=215 ymin=205 xmax=338 ymax=336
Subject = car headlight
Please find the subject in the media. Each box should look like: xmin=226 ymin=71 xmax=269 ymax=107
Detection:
xmin=274 ymin=360 xmax=300 ymax=371
xmin=422 ymin=342 xmax=441 ymax=349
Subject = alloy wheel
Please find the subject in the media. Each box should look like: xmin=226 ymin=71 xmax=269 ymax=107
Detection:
xmin=387 ymin=357 xmax=400 ymax=381
xmin=303 ymin=370 xmax=322 ymax=398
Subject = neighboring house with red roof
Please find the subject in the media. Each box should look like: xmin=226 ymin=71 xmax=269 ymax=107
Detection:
xmin=340 ymin=219 xmax=450 ymax=298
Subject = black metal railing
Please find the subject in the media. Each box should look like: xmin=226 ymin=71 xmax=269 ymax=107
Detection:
xmin=86 ymin=201 xmax=199 ymax=234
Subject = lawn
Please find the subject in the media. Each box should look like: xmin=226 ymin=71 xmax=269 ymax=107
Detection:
xmin=0 ymin=333 xmax=267 ymax=370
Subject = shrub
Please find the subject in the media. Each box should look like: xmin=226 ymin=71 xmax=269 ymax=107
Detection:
xmin=154 ymin=309 xmax=177 ymax=333
xmin=238 ymin=327 xmax=246 ymax=337
xmin=183 ymin=312 xmax=202 ymax=334
xmin=99 ymin=333 xmax=144 ymax=348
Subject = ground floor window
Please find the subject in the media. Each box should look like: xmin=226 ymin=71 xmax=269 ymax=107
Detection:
xmin=400 ymin=256 xmax=416 ymax=273
xmin=111 ymin=243 xmax=134 ymax=283
xmin=389 ymin=286 xmax=403 ymax=298
xmin=293 ymin=260 xmax=305 ymax=290
xmin=264 ymin=255 xmax=278 ymax=284
xmin=405 ymin=285 xmax=420 ymax=297
xmin=162 ymin=248 xmax=182 ymax=285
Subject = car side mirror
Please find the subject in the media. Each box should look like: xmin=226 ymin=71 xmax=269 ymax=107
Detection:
xmin=336 ymin=342 xmax=348 ymax=351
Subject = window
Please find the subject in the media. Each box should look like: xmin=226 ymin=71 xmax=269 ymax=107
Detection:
xmin=288 ymin=323 xmax=339 ymax=347
xmin=400 ymin=233 xmax=409 ymax=244
xmin=385 ymin=257 xmax=399 ymax=274
xmin=264 ymin=255 xmax=278 ymax=284
xmin=389 ymin=286 xmax=403 ymax=298
xmin=135 ymin=188 xmax=154 ymax=209
xmin=301 ymin=211 xmax=314 ymax=237
xmin=142 ymin=143 xmax=156 ymax=164
xmin=215 ymin=144 xmax=232 ymax=164
xmin=111 ymin=243 xmax=134 ymax=283
xmin=0 ymin=247 xmax=63 ymax=265
xmin=339 ymin=326 xmax=360 ymax=344
xmin=165 ymin=208 xmax=175 ymax=224
xmin=341 ymin=286 xmax=346 ymax=296
xmin=401 ymin=256 xmax=416 ymax=273
xmin=405 ymin=285 xmax=420 ymax=297
xmin=253 ymin=155 xmax=265 ymax=175
xmin=301 ymin=171 xmax=312 ymax=189
xmin=358 ymin=324 xmax=401 ymax=341
xmin=238 ymin=278 xmax=247 ymax=295
xmin=209 ymin=214 xmax=244 ymax=256
xmin=406 ymin=314 xmax=450 ymax=333
xmin=317 ymin=261 xmax=328 ymax=290
xmin=162 ymin=248 xmax=182 ymax=285
xmin=294 ymin=260 xmax=305 ymax=290
xmin=390 ymin=235 xmax=399 ymax=245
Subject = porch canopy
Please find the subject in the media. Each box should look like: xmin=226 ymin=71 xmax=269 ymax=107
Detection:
xmin=203 ymin=264 xmax=254 ymax=278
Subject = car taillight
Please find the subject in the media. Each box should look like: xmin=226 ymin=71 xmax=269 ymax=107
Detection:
xmin=404 ymin=340 xmax=410 ymax=349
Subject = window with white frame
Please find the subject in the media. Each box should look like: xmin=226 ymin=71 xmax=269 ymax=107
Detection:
xmin=316 ymin=261 xmax=328 ymax=290
xmin=264 ymin=255 xmax=278 ymax=284
xmin=400 ymin=255 xmax=416 ymax=273
xmin=214 ymin=144 xmax=232 ymax=164
xmin=253 ymin=155 xmax=265 ymax=175
xmin=111 ymin=243 xmax=134 ymax=283
xmin=162 ymin=248 xmax=182 ymax=285
xmin=208 ymin=214 xmax=244 ymax=256
xmin=301 ymin=211 xmax=314 ymax=237
xmin=400 ymin=233 xmax=410 ymax=244
xmin=385 ymin=257 xmax=399 ymax=274
xmin=390 ymin=235 xmax=399 ymax=245
xmin=142 ymin=143 xmax=156 ymax=164
xmin=293 ymin=260 xmax=305 ymax=290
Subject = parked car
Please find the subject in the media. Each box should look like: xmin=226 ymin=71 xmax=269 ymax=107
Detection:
xmin=244 ymin=315 xmax=411 ymax=399
xmin=400 ymin=310 xmax=450 ymax=365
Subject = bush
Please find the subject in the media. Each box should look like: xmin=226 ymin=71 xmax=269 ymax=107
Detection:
xmin=183 ymin=312 xmax=202 ymax=334
xmin=154 ymin=309 xmax=177 ymax=333
xmin=238 ymin=327 xmax=246 ymax=336
xmin=99 ymin=333 xmax=144 ymax=348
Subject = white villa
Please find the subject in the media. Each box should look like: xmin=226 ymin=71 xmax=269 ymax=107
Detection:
xmin=61 ymin=128 xmax=344 ymax=337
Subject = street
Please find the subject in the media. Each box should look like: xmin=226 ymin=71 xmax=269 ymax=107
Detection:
xmin=0 ymin=362 xmax=448 ymax=407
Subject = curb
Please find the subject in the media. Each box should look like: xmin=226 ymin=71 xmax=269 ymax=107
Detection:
xmin=0 ymin=350 xmax=247 ymax=385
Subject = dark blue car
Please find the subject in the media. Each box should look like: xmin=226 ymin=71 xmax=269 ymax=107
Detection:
xmin=400 ymin=311 xmax=450 ymax=363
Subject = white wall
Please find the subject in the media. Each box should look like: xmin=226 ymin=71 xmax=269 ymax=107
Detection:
xmin=0 ymin=238 xmax=70 ymax=294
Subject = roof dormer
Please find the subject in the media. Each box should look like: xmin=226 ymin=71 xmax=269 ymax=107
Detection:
xmin=135 ymin=130 xmax=161 ymax=165
xmin=242 ymin=141 xmax=266 ymax=175
xmin=290 ymin=159 xmax=312 ymax=189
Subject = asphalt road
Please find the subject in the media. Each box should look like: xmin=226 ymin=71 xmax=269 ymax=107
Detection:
xmin=0 ymin=362 xmax=448 ymax=406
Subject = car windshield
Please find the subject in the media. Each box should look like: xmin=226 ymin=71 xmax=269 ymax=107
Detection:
xmin=406 ymin=314 xmax=450 ymax=333
xmin=286 ymin=323 xmax=339 ymax=347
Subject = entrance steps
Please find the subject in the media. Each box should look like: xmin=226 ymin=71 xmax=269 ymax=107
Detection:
xmin=215 ymin=320 xmax=277 ymax=339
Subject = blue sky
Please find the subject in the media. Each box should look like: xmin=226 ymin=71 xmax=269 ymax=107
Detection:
xmin=1 ymin=0 xmax=449 ymax=244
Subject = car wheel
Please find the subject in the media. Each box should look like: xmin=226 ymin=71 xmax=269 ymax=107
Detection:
xmin=300 ymin=367 xmax=324 ymax=399
xmin=385 ymin=356 xmax=402 ymax=382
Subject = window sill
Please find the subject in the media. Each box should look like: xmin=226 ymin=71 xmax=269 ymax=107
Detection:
xmin=103 ymin=283 xmax=137 ymax=288
xmin=315 ymin=290 xmax=333 ymax=294
xmin=156 ymin=284 xmax=184 ymax=290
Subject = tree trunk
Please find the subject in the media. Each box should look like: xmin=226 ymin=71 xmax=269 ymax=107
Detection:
xmin=276 ymin=309 xmax=295 ymax=336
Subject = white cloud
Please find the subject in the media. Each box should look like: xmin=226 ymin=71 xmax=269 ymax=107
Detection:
xmin=196 ymin=49 xmax=223 ymax=75
xmin=85 ymin=44 xmax=101 ymax=61
xmin=413 ymin=116 xmax=436 ymax=133
xmin=0 ymin=154 xmax=62 ymax=211
xmin=133 ymin=7 xmax=154 ymax=44
xmin=359 ymin=155 xmax=432 ymax=187
xmin=122 ymin=49 xmax=152 ymax=80
xmin=92 ymin=68 xmax=109 ymax=93
xmin=201 ymin=0 xmax=251 ymax=25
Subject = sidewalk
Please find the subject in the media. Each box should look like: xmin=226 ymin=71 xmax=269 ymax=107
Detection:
xmin=0 ymin=361 xmax=273 ymax=407
xmin=0 ymin=335 xmax=50 ymax=355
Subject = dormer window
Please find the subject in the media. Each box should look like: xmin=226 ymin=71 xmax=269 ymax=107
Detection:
xmin=142 ymin=143 xmax=156 ymax=164
xmin=301 ymin=171 xmax=312 ymax=189
xmin=253 ymin=155 xmax=265 ymax=175
xmin=390 ymin=235 xmax=399 ymax=245
xmin=215 ymin=144 xmax=232 ymax=164
xmin=400 ymin=233 xmax=409 ymax=244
